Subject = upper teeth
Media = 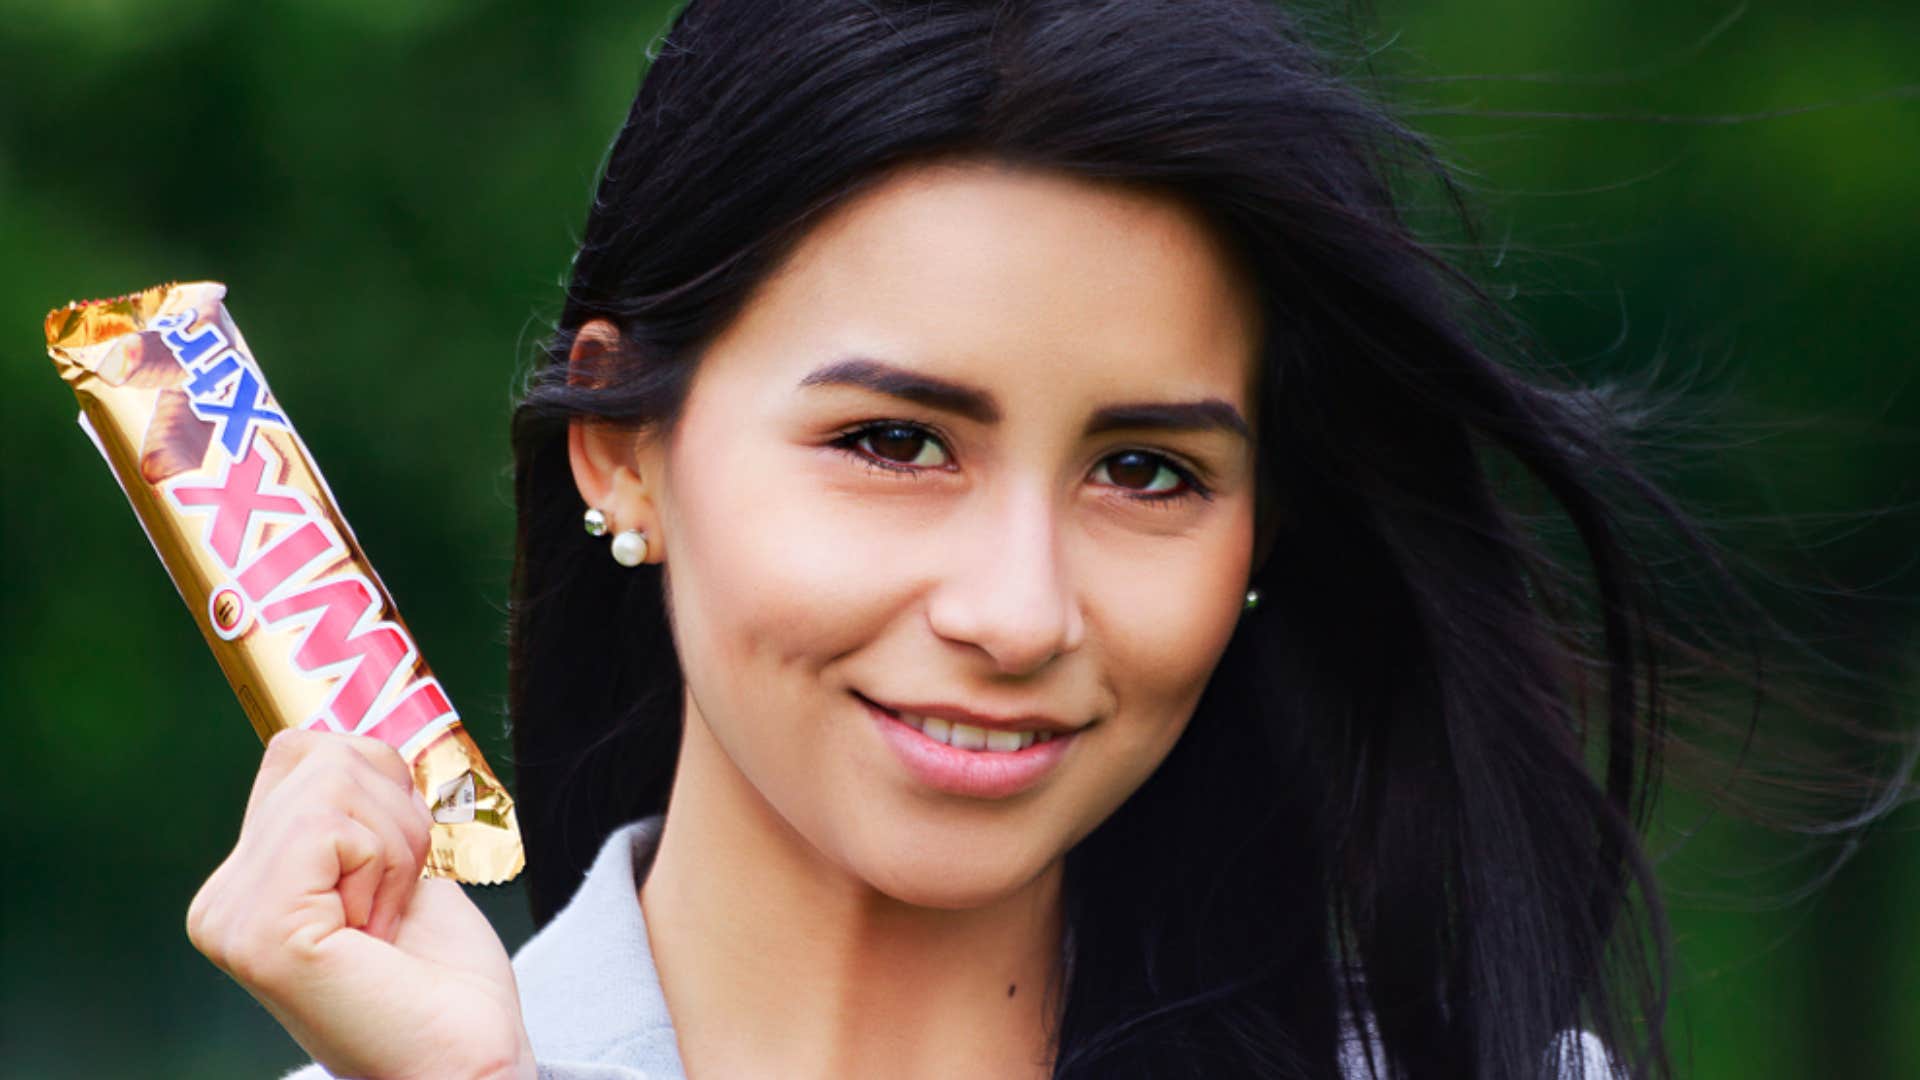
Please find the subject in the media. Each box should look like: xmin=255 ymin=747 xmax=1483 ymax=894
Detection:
xmin=901 ymin=713 xmax=1054 ymax=752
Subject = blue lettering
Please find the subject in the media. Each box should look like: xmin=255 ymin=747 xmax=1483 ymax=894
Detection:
xmin=164 ymin=319 xmax=229 ymax=367
xmin=185 ymin=352 xmax=241 ymax=398
xmin=150 ymin=309 xmax=194 ymax=333
xmin=190 ymin=368 xmax=286 ymax=458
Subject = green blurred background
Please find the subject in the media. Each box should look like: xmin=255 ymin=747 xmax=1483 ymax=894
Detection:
xmin=3 ymin=1 xmax=1915 ymax=1075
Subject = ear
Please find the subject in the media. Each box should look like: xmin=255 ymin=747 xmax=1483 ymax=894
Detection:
xmin=567 ymin=319 xmax=667 ymax=564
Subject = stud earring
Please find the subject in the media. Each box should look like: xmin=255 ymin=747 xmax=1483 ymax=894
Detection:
xmin=610 ymin=529 xmax=649 ymax=567
xmin=1243 ymin=588 xmax=1262 ymax=612
xmin=583 ymin=507 xmax=608 ymax=536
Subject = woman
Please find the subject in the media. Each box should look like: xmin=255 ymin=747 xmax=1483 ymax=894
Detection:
xmin=190 ymin=1 xmax=1741 ymax=1076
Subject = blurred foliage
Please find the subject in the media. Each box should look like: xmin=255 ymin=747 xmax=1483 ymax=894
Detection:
xmin=3 ymin=1 xmax=1914 ymax=1076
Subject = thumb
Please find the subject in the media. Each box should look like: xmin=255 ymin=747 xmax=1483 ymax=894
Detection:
xmin=386 ymin=878 xmax=517 ymax=981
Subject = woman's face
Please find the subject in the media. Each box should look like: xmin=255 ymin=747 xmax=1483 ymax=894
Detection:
xmin=585 ymin=160 xmax=1261 ymax=909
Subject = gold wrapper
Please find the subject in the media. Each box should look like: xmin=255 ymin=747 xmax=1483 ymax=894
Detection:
xmin=45 ymin=281 xmax=522 ymax=885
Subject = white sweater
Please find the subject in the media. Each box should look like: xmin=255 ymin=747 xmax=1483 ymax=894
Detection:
xmin=285 ymin=815 xmax=1615 ymax=1079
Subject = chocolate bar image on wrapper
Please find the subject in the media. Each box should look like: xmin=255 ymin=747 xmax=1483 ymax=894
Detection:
xmin=44 ymin=281 xmax=523 ymax=885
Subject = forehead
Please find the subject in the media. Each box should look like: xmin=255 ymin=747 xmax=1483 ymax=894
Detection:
xmin=706 ymin=160 xmax=1263 ymax=411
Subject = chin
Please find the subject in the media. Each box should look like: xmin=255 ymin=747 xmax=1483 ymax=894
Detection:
xmin=852 ymin=829 xmax=1062 ymax=911
xmin=870 ymin=871 xmax=1035 ymax=912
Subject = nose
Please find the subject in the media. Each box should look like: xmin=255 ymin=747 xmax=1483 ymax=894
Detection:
xmin=925 ymin=484 xmax=1086 ymax=676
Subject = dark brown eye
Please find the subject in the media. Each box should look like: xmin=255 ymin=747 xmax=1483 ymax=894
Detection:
xmin=1094 ymin=450 xmax=1183 ymax=494
xmin=857 ymin=424 xmax=949 ymax=467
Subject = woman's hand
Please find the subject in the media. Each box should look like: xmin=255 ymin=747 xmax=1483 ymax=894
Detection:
xmin=188 ymin=729 xmax=536 ymax=1080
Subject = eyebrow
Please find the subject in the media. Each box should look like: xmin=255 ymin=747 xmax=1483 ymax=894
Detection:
xmin=797 ymin=357 xmax=1251 ymax=441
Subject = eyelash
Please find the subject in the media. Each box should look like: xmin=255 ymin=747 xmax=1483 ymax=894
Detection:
xmin=827 ymin=420 xmax=1213 ymax=505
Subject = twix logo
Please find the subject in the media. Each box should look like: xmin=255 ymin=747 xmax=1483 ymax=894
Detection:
xmin=151 ymin=311 xmax=457 ymax=754
xmin=150 ymin=308 xmax=285 ymax=461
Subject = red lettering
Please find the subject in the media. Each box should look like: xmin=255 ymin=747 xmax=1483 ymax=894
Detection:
xmin=237 ymin=521 xmax=337 ymax=601
xmin=361 ymin=679 xmax=456 ymax=749
xmin=169 ymin=446 xmax=305 ymax=567
xmin=260 ymin=578 xmax=412 ymax=732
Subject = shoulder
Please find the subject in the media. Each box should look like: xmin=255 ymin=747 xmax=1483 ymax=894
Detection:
xmin=511 ymin=816 xmax=685 ymax=1076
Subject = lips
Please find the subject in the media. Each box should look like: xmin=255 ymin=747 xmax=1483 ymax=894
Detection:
xmin=854 ymin=692 xmax=1082 ymax=735
xmin=861 ymin=693 xmax=1079 ymax=799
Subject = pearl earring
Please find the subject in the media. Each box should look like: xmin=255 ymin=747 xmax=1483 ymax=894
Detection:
xmin=583 ymin=507 xmax=608 ymax=536
xmin=610 ymin=529 xmax=649 ymax=567
xmin=1243 ymin=588 xmax=1262 ymax=611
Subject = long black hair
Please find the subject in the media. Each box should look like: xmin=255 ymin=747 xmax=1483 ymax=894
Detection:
xmin=508 ymin=2 xmax=1769 ymax=1075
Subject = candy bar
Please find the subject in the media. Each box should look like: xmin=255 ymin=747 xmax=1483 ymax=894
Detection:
xmin=45 ymin=281 xmax=523 ymax=884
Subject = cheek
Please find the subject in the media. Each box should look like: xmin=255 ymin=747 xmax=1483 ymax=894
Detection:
xmin=660 ymin=436 xmax=906 ymax=694
xmin=1039 ymin=513 xmax=1252 ymax=849
xmin=1090 ymin=514 xmax=1253 ymax=726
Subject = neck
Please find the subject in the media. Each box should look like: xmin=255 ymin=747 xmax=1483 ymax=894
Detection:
xmin=639 ymin=707 xmax=1067 ymax=1080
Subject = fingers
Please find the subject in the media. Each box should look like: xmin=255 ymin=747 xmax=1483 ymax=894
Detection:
xmin=189 ymin=793 xmax=381 ymax=988
xmin=186 ymin=729 xmax=533 ymax=1080
xmin=330 ymin=813 xmax=386 ymax=933
xmin=338 ymin=763 xmax=434 ymax=940
xmin=248 ymin=728 xmax=418 ymax=819
xmin=280 ymin=738 xmax=432 ymax=940
xmin=191 ymin=729 xmax=435 ymax=988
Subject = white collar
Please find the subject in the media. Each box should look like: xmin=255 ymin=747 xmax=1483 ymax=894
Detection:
xmin=511 ymin=815 xmax=686 ymax=1078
